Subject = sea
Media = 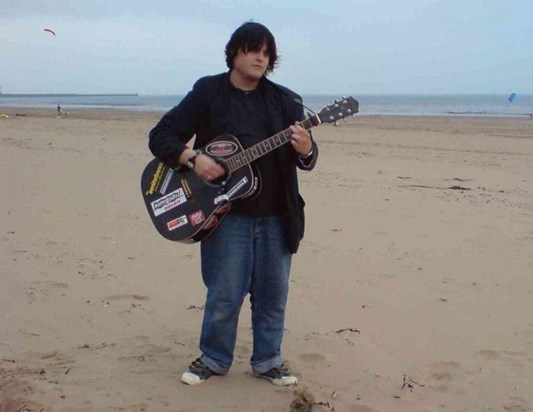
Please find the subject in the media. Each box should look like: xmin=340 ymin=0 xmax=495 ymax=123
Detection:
xmin=0 ymin=93 xmax=532 ymax=117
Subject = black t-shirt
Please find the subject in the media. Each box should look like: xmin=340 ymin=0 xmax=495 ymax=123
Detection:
xmin=227 ymin=85 xmax=284 ymax=216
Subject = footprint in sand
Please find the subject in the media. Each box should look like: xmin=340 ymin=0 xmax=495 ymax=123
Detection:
xmin=349 ymin=406 xmax=374 ymax=412
xmin=33 ymin=280 xmax=69 ymax=289
xmin=501 ymin=396 xmax=531 ymax=412
xmin=23 ymin=350 xmax=76 ymax=380
xmin=117 ymin=345 xmax=171 ymax=362
xmin=477 ymin=349 xmax=529 ymax=370
xmin=298 ymin=353 xmax=328 ymax=371
xmin=26 ymin=280 xmax=69 ymax=302
xmin=426 ymin=361 xmax=461 ymax=392
xmin=103 ymin=294 xmax=149 ymax=301
xmin=477 ymin=349 xmax=502 ymax=360
xmin=116 ymin=336 xmax=172 ymax=369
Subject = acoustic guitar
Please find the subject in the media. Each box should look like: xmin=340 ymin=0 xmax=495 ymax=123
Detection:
xmin=141 ymin=96 xmax=358 ymax=243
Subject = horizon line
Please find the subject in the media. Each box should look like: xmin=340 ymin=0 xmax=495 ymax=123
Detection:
xmin=1 ymin=92 xmax=531 ymax=97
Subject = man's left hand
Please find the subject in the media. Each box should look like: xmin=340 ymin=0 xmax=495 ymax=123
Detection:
xmin=289 ymin=123 xmax=312 ymax=156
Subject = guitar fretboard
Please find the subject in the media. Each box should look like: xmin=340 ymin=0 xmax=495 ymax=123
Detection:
xmin=223 ymin=115 xmax=320 ymax=173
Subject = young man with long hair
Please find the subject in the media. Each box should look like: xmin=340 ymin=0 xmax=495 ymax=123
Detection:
xmin=149 ymin=21 xmax=318 ymax=386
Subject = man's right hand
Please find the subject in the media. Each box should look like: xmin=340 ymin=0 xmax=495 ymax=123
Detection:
xmin=194 ymin=154 xmax=226 ymax=181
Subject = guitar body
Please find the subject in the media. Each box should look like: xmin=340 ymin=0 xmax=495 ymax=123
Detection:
xmin=141 ymin=134 xmax=260 ymax=242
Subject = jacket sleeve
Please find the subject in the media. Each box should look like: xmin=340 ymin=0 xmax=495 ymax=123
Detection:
xmin=295 ymin=138 xmax=318 ymax=170
xmin=148 ymin=78 xmax=209 ymax=169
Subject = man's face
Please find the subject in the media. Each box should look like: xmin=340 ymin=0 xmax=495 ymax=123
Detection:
xmin=232 ymin=43 xmax=270 ymax=83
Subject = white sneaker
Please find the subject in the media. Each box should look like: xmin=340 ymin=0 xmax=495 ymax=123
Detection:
xmin=180 ymin=358 xmax=219 ymax=385
xmin=254 ymin=364 xmax=298 ymax=386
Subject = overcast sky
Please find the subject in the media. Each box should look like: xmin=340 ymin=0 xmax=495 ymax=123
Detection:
xmin=1 ymin=0 xmax=531 ymax=95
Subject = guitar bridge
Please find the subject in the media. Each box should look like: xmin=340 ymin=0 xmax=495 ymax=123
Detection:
xmin=213 ymin=176 xmax=249 ymax=205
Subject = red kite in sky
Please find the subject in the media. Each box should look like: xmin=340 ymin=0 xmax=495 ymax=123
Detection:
xmin=44 ymin=28 xmax=56 ymax=36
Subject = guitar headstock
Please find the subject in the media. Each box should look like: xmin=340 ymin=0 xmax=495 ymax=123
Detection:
xmin=318 ymin=96 xmax=359 ymax=124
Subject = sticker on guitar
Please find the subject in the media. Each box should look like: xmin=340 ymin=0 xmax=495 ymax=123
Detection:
xmin=167 ymin=215 xmax=188 ymax=231
xmin=189 ymin=210 xmax=206 ymax=226
xmin=145 ymin=161 xmax=165 ymax=196
xmin=151 ymin=188 xmax=187 ymax=216
xmin=206 ymin=141 xmax=239 ymax=156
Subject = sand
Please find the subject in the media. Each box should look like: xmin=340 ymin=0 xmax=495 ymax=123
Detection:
xmin=1 ymin=107 xmax=532 ymax=411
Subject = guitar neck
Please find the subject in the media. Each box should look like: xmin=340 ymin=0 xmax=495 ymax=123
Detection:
xmin=223 ymin=115 xmax=321 ymax=173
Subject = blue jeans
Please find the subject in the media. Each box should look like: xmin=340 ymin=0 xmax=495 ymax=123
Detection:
xmin=199 ymin=214 xmax=292 ymax=375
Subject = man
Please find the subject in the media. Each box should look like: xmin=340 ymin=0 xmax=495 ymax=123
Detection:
xmin=148 ymin=21 xmax=318 ymax=386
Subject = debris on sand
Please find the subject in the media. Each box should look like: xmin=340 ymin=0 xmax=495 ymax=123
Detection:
xmin=290 ymin=387 xmax=316 ymax=412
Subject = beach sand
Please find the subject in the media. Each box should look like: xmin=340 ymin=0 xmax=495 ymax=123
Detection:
xmin=1 ymin=107 xmax=532 ymax=411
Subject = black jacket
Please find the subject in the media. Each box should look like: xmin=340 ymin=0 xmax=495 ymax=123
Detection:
xmin=148 ymin=72 xmax=318 ymax=253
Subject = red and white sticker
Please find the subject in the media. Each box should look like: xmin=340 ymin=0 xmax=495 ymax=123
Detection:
xmin=205 ymin=141 xmax=238 ymax=156
xmin=167 ymin=215 xmax=188 ymax=231
xmin=189 ymin=210 xmax=206 ymax=226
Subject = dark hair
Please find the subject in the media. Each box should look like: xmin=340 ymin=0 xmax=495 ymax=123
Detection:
xmin=225 ymin=21 xmax=278 ymax=74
